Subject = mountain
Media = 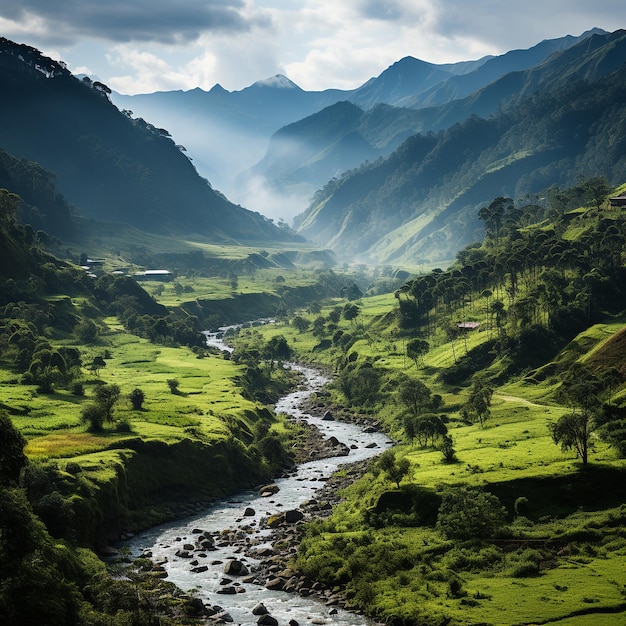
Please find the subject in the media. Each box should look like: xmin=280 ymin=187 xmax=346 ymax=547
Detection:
xmin=0 ymin=38 xmax=297 ymax=243
xmin=248 ymin=101 xmax=431 ymax=197
xmin=294 ymin=30 xmax=626 ymax=265
xmin=399 ymin=28 xmax=606 ymax=109
xmin=112 ymin=32 xmax=593 ymax=215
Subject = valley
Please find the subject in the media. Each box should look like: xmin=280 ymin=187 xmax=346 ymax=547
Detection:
xmin=0 ymin=26 xmax=626 ymax=626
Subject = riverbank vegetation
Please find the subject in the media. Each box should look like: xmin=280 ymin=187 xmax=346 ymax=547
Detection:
xmin=247 ymin=178 xmax=626 ymax=625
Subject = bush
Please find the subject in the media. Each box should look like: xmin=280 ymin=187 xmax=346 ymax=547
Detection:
xmin=436 ymin=486 xmax=507 ymax=540
xmin=80 ymin=404 xmax=105 ymax=432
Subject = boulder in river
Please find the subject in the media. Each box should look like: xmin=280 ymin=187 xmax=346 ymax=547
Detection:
xmin=223 ymin=559 xmax=249 ymax=576
xmin=252 ymin=602 xmax=268 ymax=615
xmin=284 ymin=509 xmax=304 ymax=524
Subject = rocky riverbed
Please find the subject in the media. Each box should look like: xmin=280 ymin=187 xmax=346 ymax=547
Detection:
xmin=120 ymin=366 xmax=390 ymax=625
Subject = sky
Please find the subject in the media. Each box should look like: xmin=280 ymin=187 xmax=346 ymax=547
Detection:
xmin=0 ymin=1 xmax=623 ymax=95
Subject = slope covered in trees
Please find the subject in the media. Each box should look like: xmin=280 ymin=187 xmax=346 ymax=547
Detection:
xmin=254 ymin=180 xmax=626 ymax=625
xmin=294 ymin=30 xmax=626 ymax=265
xmin=0 ymin=38 xmax=298 ymax=243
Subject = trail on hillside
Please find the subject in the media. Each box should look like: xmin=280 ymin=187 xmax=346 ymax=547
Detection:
xmin=496 ymin=394 xmax=547 ymax=408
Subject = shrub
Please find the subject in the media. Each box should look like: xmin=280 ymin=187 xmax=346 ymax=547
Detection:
xmin=129 ymin=388 xmax=145 ymax=410
xmin=436 ymin=486 xmax=507 ymax=540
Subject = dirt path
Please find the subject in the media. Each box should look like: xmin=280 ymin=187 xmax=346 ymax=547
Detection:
xmin=496 ymin=394 xmax=546 ymax=408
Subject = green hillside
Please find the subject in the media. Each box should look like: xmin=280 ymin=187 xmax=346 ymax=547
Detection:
xmin=0 ymin=38 xmax=298 ymax=244
xmin=251 ymin=181 xmax=626 ymax=625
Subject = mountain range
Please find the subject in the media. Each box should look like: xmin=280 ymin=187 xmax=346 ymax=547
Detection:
xmin=1 ymin=29 xmax=625 ymax=268
xmin=112 ymin=29 xmax=605 ymax=218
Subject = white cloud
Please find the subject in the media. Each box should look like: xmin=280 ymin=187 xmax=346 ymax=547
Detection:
xmin=1 ymin=0 xmax=623 ymax=94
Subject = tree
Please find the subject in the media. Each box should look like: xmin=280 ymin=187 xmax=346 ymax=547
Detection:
xmin=167 ymin=378 xmax=180 ymax=394
xmin=464 ymin=379 xmax=493 ymax=428
xmin=263 ymin=335 xmax=291 ymax=367
xmin=89 ymin=355 xmax=106 ymax=376
xmin=398 ymin=378 xmax=432 ymax=418
xmin=436 ymin=486 xmax=506 ymax=539
xmin=341 ymin=282 xmax=363 ymax=301
xmin=129 ymin=388 xmax=145 ymax=410
xmin=0 ymin=411 xmax=27 ymax=484
xmin=0 ymin=188 xmax=20 ymax=223
xmin=94 ymin=384 xmax=121 ymax=422
xmin=291 ymin=315 xmax=310 ymax=333
xmin=550 ymin=412 xmax=593 ymax=465
xmin=342 ymin=303 xmax=360 ymax=324
xmin=406 ymin=338 xmax=429 ymax=368
xmin=377 ymin=449 xmax=411 ymax=488
xmin=80 ymin=403 xmax=106 ymax=432
xmin=551 ymin=364 xmax=603 ymax=465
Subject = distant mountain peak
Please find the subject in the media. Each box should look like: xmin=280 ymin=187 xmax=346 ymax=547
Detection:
xmin=251 ymin=74 xmax=301 ymax=90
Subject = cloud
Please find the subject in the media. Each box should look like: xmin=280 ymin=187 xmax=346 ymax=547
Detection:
xmin=0 ymin=0 xmax=271 ymax=45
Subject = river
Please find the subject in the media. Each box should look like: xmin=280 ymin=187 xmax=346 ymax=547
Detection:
xmin=122 ymin=327 xmax=391 ymax=625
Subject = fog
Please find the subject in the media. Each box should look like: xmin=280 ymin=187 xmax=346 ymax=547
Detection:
xmin=112 ymin=97 xmax=313 ymax=225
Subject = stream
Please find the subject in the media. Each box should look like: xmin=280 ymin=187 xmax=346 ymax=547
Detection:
xmin=122 ymin=326 xmax=391 ymax=625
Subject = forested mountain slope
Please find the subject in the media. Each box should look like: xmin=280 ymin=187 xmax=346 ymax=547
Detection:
xmin=250 ymin=30 xmax=618 ymax=207
xmin=294 ymin=33 xmax=626 ymax=265
xmin=0 ymin=38 xmax=298 ymax=243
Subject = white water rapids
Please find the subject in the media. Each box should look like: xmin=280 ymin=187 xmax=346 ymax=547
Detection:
xmin=121 ymin=327 xmax=391 ymax=625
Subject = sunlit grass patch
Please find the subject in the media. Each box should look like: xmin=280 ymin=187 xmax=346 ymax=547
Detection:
xmin=25 ymin=432 xmax=119 ymax=457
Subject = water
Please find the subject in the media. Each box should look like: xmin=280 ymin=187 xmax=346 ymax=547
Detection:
xmin=123 ymin=329 xmax=391 ymax=625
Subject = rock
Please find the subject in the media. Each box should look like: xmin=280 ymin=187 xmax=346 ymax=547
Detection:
xmin=224 ymin=559 xmax=249 ymax=576
xmin=217 ymin=586 xmax=238 ymax=595
xmin=211 ymin=610 xmax=234 ymax=622
xmin=365 ymin=442 xmax=378 ymax=448
xmin=258 ymin=483 xmax=280 ymax=495
xmin=191 ymin=565 xmax=208 ymax=573
xmin=244 ymin=507 xmax=256 ymax=517
xmin=257 ymin=615 xmax=278 ymax=625
xmin=99 ymin=546 xmax=118 ymax=556
xmin=322 ymin=411 xmax=334 ymax=421
xmin=288 ymin=621 xmax=300 ymax=626
xmin=175 ymin=550 xmax=191 ymax=558
xmin=266 ymin=577 xmax=284 ymax=590
xmin=284 ymin=509 xmax=304 ymax=524
xmin=252 ymin=602 xmax=268 ymax=615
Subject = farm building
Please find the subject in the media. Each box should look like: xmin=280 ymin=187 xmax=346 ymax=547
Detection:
xmin=133 ymin=270 xmax=174 ymax=282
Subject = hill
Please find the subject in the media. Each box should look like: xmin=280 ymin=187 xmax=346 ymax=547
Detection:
xmin=294 ymin=30 xmax=626 ymax=265
xmin=0 ymin=38 xmax=299 ymax=244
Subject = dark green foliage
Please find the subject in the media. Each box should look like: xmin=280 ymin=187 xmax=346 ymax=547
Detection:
xmin=129 ymin=387 xmax=145 ymax=410
xmin=0 ymin=410 xmax=27 ymax=484
xmin=376 ymin=449 xmax=411 ymax=488
xmin=94 ymin=383 xmax=121 ymax=422
xmin=462 ymin=379 xmax=494 ymax=428
xmin=166 ymin=378 xmax=180 ymax=394
xmin=80 ymin=403 xmax=106 ymax=432
xmin=436 ymin=486 xmax=507 ymax=540
xmin=366 ymin=485 xmax=441 ymax=528
xmin=336 ymin=363 xmax=383 ymax=406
